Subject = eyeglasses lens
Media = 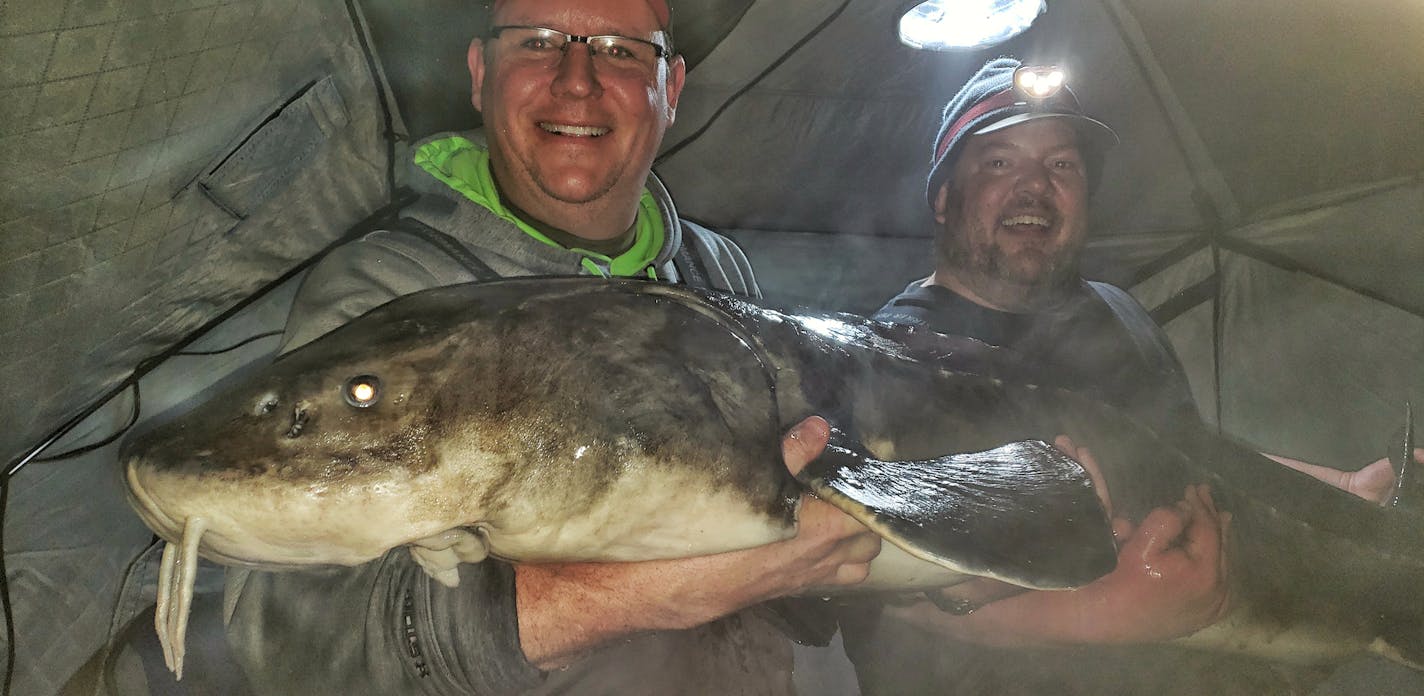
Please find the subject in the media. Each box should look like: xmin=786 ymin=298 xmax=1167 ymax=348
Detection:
xmin=497 ymin=27 xmax=663 ymax=74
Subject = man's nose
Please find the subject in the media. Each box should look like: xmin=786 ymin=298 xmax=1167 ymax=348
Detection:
xmin=551 ymin=44 xmax=602 ymax=98
xmin=1015 ymin=161 xmax=1052 ymax=195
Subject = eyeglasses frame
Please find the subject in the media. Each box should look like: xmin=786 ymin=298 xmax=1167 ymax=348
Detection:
xmin=487 ymin=25 xmax=672 ymax=65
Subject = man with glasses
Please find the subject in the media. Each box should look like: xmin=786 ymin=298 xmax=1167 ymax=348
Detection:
xmin=80 ymin=1 xmax=881 ymax=694
xmin=279 ymin=0 xmax=751 ymax=351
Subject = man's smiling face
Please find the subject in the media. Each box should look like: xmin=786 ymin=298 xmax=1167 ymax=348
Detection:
xmin=934 ymin=118 xmax=1090 ymax=311
xmin=468 ymin=0 xmax=685 ymax=237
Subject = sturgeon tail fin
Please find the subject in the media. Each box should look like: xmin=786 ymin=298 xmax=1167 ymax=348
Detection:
xmin=796 ymin=429 xmax=1116 ymax=590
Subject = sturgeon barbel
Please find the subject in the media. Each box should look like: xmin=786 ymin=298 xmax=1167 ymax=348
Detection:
xmin=121 ymin=277 xmax=1424 ymax=678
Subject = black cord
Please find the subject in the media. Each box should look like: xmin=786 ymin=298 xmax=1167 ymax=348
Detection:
xmin=29 ymin=331 xmax=283 ymax=465
xmin=655 ymin=0 xmax=854 ymax=164
xmin=170 ymin=330 xmax=283 ymax=357
xmin=6 ymin=191 xmax=415 ymax=481
xmin=345 ymin=0 xmax=401 ymax=194
xmin=30 ymin=383 xmax=142 ymax=464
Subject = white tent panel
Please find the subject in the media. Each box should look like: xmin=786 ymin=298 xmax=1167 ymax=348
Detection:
xmin=1216 ymin=252 xmax=1424 ymax=466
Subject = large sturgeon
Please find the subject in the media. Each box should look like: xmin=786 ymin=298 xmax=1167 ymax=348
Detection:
xmin=121 ymin=277 xmax=1424 ymax=678
xmin=121 ymin=277 xmax=1115 ymax=677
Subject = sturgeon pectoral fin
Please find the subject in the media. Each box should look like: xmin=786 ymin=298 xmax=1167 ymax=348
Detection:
xmin=797 ymin=431 xmax=1116 ymax=590
xmin=154 ymin=516 xmax=206 ymax=680
xmin=409 ymin=529 xmax=490 ymax=588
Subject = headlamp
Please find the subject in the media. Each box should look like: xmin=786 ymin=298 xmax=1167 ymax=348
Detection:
xmin=1013 ymin=65 xmax=1067 ymax=101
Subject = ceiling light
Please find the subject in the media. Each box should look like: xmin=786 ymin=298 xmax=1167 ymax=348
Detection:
xmin=898 ymin=0 xmax=1046 ymax=51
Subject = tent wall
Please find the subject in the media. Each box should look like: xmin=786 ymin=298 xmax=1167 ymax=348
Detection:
xmin=1 ymin=0 xmax=391 ymax=467
xmin=1142 ymin=181 xmax=1424 ymax=465
xmin=1 ymin=0 xmax=390 ymax=689
xmin=1210 ymin=251 xmax=1424 ymax=465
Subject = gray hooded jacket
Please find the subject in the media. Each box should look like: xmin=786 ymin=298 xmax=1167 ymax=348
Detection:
xmin=277 ymin=131 xmax=760 ymax=353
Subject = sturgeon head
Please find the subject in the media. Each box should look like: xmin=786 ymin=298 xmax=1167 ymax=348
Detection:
xmin=122 ymin=285 xmax=491 ymax=677
xmin=123 ymin=300 xmax=473 ymax=573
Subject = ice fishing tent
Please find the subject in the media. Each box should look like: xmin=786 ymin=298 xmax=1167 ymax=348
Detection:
xmin=2 ymin=0 xmax=1422 ymax=692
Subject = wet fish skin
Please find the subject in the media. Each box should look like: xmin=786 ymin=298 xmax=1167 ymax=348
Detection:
xmin=121 ymin=276 xmax=1424 ymax=675
xmin=122 ymin=280 xmax=808 ymax=570
xmin=124 ymin=277 xmax=1113 ymax=581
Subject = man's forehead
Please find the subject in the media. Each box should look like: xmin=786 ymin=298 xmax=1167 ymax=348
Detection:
xmin=967 ymin=120 xmax=1082 ymax=153
xmin=491 ymin=0 xmax=670 ymax=32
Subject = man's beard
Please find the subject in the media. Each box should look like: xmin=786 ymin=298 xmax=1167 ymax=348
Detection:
xmin=937 ymin=221 xmax=1081 ymax=312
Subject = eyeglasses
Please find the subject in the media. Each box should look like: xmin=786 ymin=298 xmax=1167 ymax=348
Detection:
xmin=488 ymin=25 xmax=671 ymax=76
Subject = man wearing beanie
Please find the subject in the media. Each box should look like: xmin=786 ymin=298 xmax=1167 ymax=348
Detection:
xmin=881 ymin=57 xmax=1193 ymax=430
xmin=73 ymin=1 xmax=882 ymax=694
xmin=842 ymin=57 xmax=1400 ymax=695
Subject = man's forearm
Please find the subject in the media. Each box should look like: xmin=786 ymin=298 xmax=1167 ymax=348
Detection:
xmin=514 ymin=557 xmax=775 ymax=668
xmin=513 ymin=502 xmax=879 ymax=668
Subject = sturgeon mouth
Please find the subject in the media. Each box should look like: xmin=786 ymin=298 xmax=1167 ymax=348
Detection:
xmin=125 ymin=461 xmax=184 ymax=544
xmin=124 ymin=460 xmax=311 ymax=569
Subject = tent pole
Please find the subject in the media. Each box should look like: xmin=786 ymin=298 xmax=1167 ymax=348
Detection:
xmin=1096 ymin=0 xmax=1242 ymax=228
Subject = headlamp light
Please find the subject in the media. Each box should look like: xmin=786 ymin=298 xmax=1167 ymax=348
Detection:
xmin=1013 ymin=65 xmax=1067 ymax=101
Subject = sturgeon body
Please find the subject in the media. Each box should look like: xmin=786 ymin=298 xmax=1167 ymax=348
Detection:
xmin=121 ymin=277 xmax=1424 ymax=677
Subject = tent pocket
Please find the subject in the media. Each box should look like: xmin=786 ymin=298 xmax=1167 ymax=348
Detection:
xmin=194 ymin=75 xmax=351 ymax=223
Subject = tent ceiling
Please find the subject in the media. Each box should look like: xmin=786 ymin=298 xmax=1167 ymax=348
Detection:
xmin=661 ymin=0 xmax=1424 ymax=237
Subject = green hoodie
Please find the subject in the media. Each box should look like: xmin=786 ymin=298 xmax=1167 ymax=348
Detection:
xmin=413 ymin=136 xmax=665 ymax=279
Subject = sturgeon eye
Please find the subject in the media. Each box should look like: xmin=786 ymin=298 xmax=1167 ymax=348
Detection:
xmin=343 ymin=375 xmax=381 ymax=408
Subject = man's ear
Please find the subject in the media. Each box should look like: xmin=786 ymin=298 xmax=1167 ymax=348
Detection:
xmin=467 ymin=38 xmax=487 ymax=113
xmin=663 ymin=55 xmax=687 ymax=122
xmin=932 ymin=182 xmax=951 ymax=225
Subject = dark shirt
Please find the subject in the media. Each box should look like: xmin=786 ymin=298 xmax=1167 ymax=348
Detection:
xmin=844 ymin=279 xmax=1317 ymax=696
xmin=873 ymin=279 xmax=1199 ymax=433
